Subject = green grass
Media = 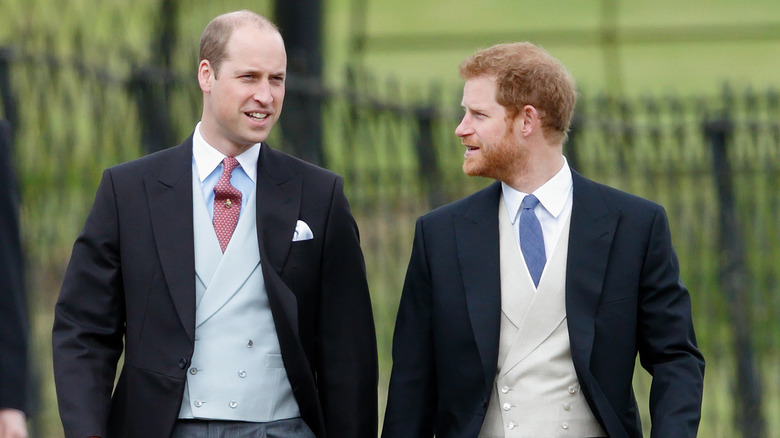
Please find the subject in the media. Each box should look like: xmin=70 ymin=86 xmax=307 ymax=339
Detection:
xmin=325 ymin=0 xmax=780 ymax=97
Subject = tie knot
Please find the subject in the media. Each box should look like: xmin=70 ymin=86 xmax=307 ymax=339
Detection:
xmin=521 ymin=194 xmax=540 ymax=210
xmin=222 ymin=156 xmax=239 ymax=174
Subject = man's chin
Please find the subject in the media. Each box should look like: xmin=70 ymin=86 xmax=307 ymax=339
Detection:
xmin=463 ymin=162 xmax=503 ymax=181
xmin=462 ymin=162 xmax=483 ymax=177
xmin=238 ymin=132 xmax=270 ymax=147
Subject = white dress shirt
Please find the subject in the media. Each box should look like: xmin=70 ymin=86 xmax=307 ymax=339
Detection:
xmin=501 ymin=157 xmax=574 ymax=260
xmin=192 ymin=122 xmax=259 ymax=220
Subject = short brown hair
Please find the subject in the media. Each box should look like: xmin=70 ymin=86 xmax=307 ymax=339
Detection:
xmin=459 ymin=42 xmax=576 ymax=144
xmin=199 ymin=10 xmax=280 ymax=77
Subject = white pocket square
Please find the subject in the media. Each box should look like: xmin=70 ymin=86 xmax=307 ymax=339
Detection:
xmin=293 ymin=220 xmax=314 ymax=241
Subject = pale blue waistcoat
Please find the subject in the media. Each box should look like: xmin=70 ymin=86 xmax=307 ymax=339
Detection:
xmin=178 ymin=170 xmax=300 ymax=421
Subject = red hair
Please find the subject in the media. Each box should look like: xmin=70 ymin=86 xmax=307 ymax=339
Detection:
xmin=459 ymin=42 xmax=577 ymax=144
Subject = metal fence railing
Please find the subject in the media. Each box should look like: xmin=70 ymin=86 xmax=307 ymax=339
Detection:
xmin=1 ymin=46 xmax=778 ymax=437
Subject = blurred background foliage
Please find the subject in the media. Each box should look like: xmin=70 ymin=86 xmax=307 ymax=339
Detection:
xmin=1 ymin=0 xmax=780 ymax=437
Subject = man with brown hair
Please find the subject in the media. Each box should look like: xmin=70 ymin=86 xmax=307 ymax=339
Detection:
xmin=53 ymin=10 xmax=377 ymax=438
xmin=382 ymin=42 xmax=704 ymax=437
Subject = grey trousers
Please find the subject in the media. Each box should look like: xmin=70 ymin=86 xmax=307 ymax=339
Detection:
xmin=171 ymin=417 xmax=315 ymax=438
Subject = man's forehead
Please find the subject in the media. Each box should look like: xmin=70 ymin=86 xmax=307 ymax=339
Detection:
xmin=222 ymin=27 xmax=286 ymax=68
xmin=226 ymin=23 xmax=284 ymax=50
xmin=462 ymin=77 xmax=499 ymax=103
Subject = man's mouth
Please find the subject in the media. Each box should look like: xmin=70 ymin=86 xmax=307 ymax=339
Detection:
xmin=464 ymin=145 xmax=480 ymax=158
xmin=247 ymin=112 xmax=269 ymax=121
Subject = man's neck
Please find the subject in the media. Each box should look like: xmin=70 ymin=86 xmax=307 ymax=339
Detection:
xmin=504 ymin=153 xmax=564 ymax=194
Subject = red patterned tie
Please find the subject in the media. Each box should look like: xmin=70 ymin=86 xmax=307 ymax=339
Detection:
xmin=213 ymin=157 xmax=242 ymax=252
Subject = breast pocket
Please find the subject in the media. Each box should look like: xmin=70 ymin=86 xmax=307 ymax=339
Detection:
xmin=283 ymin=239 xmax=321 ymax=302
xmin=289 ymin=239 xmax=315 ymax=256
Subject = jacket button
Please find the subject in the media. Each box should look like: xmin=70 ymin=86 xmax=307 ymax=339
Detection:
xmin=179 ymin=358 xmax=188 ymax=369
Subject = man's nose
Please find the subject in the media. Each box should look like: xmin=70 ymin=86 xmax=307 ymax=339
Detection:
xmin=455 ymin=115 xmax=472 ymax=137
xmin=253 ymin=79 xmax=273 ymax=104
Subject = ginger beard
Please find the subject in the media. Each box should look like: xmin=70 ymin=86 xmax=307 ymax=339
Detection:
xmin=462 ymin=116 xmax=528 ymax=183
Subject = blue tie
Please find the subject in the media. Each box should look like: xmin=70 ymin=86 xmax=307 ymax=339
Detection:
xmin=520 ymin=194 xmax=546 ymax=287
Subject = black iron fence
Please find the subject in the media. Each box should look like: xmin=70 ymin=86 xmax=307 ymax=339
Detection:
xmin=1 ymin=46 xmax=778 ymax=437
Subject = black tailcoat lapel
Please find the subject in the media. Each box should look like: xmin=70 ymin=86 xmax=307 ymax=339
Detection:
xmin=252 ymin=145 xmax=325 ymax=435
xmin=145 ymin=139 xmax=196 ymax=342
xmin=254 ymin=144 xmax=303 ymax=336
xmin=566 ymin=171 xmax=618 ymax=365
xmin=255 ymin=144 xmax=302 ymax=277
xmin=455 ymin=182 xmax=503 ymax=392
xmin=565 ymin=170 xmax=624 ymax=435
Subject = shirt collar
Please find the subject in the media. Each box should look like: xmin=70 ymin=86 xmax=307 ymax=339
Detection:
xmin=192 ymin=122 xmax=260 ymax=183
xmin=502 ymin=156 xmax=573 ymax=224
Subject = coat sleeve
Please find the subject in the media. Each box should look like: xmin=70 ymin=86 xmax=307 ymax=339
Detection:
xmin=316 ymin=176 xmax=379 ymax=438
xmin=637 ymin=206 xmax=705 ymax=438
xmin=381 ymin=217 xmax=438 ymax=437
xmin=52 ymin=169 xmax=126 ymax=438
xmin=0 ymin=119 xmax=29 ymax=414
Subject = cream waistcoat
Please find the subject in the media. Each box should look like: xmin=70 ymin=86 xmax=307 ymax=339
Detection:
xmin=479 ymin=196 xmax=605 ymax=438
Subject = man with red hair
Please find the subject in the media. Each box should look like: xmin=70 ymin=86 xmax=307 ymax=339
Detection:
xmin=383 ymin=42 xmax=704 ymax=438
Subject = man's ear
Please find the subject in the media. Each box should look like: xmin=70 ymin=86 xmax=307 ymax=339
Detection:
xmin=520 ymin=104 xmax=540 ymax=138
xmin=198 ymin=60 xmax=214 ymax=93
